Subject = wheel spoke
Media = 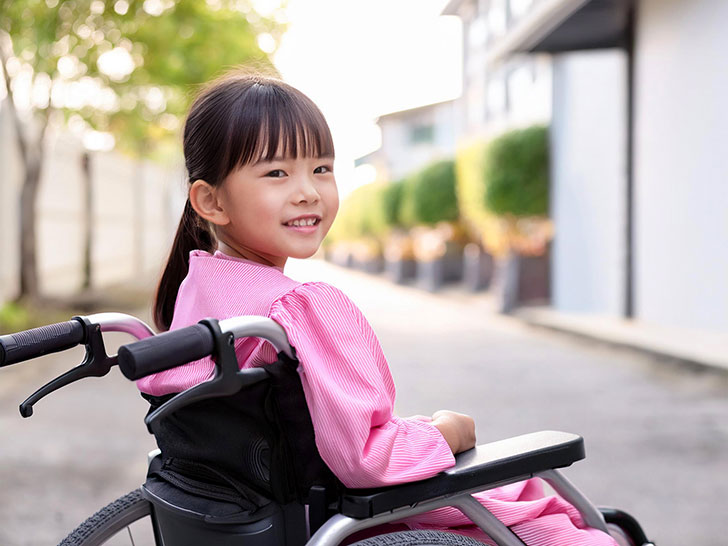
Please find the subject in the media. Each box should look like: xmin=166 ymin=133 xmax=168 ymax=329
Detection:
xmin=127 ymin=526 xmax=136 ymax=546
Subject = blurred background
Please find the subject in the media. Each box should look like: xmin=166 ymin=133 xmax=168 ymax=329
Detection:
xmin=1 ymin=0 xmax=727 ymax=343
xmin=1 ymin=0 xmax=727 ymax=545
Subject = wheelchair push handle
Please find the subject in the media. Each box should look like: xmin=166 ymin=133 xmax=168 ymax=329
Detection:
xmin=0 ymin=319 xmax=86 ymax=367
xmin=118 ymin=323 xmax=214 ymax=380
xmin=118 ymin=315 xmax=295 ymax=381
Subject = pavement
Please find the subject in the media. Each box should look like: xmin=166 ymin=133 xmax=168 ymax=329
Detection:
xmin=288 ymin=258 xmax=728 ymax=546
xmin=2 ymin=258 xmax=726 ymax=545
xmin=341 ymin=262 xmax=728 ymax=377
xmin=512 ymin=306 xmax=728 ymax=375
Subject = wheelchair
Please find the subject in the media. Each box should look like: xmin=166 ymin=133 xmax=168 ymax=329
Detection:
xmin=0 ymin=312 xmax=654 ymax=546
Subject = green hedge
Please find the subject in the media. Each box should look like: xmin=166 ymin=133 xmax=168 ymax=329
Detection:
xmin=380 ymin=180 xmax=405 ymax=229
xmin=455 ymin=139 xmax=489 ymax=238
xmin=399 ymin=159 xmax=459 ymax=227
xmin=328 ymin=181 xmax=405 ymax=244
xmin=484 ymin=125 xmax=549 ymax=217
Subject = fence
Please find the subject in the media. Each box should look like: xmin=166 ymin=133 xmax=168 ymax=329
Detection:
xmin=0 ymin=103 xmax=184 ymax=303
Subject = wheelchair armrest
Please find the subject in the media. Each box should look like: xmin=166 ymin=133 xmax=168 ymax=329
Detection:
xmin=339 ymin=430 xmax=584 ymax=518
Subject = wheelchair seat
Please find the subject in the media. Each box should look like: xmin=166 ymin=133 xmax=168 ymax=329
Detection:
xmin=141 ymin=430 xmax=594 ymax=546
xmin=118 ymin=316 xmax=652 ymax=546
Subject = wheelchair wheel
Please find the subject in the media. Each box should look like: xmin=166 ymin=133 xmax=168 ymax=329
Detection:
xmin=351 ymin=530 xmax=489 ymax=546
xmin=58 ymin=489 xmax=157 ymax=546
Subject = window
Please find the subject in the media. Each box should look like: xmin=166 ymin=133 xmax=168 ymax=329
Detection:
xmin=410 ymin=124 xmax=435 ymax=144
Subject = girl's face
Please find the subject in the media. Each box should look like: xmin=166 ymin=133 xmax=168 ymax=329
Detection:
xmin=206 ymin=152 xmax=339 ymax=269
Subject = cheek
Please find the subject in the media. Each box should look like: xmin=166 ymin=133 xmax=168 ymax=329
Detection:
xmin=326 ymin=185 xmax=340 ymax=215
xmin=247 ymin=192 xmax=281 ymax=220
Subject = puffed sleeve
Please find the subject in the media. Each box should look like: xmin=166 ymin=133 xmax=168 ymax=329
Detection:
xmin=269 ymin=282 xmax=455 ymax=489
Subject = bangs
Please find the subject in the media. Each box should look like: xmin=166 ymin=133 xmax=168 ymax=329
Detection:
xmin=225 ymin=81 xmax=334 ymax=174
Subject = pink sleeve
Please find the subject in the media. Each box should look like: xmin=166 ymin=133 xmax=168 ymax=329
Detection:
xmin=270 ymin=282 xmax=455 ymax=489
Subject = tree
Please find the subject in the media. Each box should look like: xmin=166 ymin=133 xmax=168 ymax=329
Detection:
xmin=0 ymin=0 xmax=280 ymax=300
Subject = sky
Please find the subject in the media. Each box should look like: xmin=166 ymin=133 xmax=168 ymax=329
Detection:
xmin=1 ymin=0 xmax=462 ymax=196
xmin=267 ymin=0 xmax=463 ymax=197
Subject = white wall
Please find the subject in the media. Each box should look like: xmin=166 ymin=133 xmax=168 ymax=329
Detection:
xmin=0 ymin=102 xmax=21 ymax=302
xmin=0 ymin=103 xmax=181 ymax=301
xmin=36 ymin=129 xmax=87 ymax=294
xmin=379 ymin=102 xmax=457 ymax=180
xmin=634 ymin=0 xmax=728 ymax=331
xmin=550 ymin=50 xmax=628 ymax=315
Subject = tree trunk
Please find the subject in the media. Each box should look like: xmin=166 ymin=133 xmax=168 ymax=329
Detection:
xmin=2 ymin=42 xmax=50 ymax=303
xmin=81 ymin=152 xmax=93 ymax=290
xmin=133 ymin=153 xmax=145 ymax=277
xmin=19 ymin=149 xmax=43 ymax=301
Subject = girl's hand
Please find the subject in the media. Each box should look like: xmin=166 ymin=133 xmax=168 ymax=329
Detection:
xmin=406 ymin=414 xmax=433 ymax=422
xmin=431 ymin=410 xmax=476 ymax=454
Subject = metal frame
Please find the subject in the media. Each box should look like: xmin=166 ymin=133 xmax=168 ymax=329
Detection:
xmin=88 ymin=312 xmax=156 ymax=340
xmin=307 ymin=469 xmax=608 ymax=546
xmin=219 ymin=315 xmax=296 ymax=359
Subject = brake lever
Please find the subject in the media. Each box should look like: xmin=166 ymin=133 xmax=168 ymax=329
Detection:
xmin=144 ymin=318 xmax=269 ymax=434
xmin=19 ymin=318 xmax=115 ymax=417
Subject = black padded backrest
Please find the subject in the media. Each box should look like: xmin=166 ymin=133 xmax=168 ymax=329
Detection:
xmin=142 ymin=355 xmax=341 ymax=505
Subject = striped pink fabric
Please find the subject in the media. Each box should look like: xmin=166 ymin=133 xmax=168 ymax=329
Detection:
xmin=137 ymin=250 xmax=617 ymax=546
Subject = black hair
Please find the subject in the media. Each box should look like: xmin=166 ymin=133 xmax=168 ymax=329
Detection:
xmin=154 ymin=71 xmax=334 ymax=331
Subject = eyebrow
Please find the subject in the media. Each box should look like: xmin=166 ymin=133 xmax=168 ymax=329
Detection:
xmin=252 ymin=154 xmax=335 ymax=166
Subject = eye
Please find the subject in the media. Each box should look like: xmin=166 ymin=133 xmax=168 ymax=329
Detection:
xmin=265 ymin=169 xmax=287 ymax=178
xmin=314 ymin=165 xmax=332 ymax=174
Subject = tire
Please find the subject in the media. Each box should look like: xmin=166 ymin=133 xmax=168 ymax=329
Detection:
xmin=606 ymin=523 xmax=636 ymax=546
xmin=351 ymin=530 xmax=489 ymax=546
xmin=58 ymin=489 xmax=155 ymax=546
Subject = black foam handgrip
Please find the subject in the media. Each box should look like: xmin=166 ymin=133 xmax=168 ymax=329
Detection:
xmin=118 ymin=323 xmax=215 ymax=380
xmin=0 ymin=320 xmax=85 ymax=367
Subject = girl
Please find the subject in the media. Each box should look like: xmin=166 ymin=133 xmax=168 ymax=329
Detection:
xmin=138 ymin=71 xmax=618 ymax=546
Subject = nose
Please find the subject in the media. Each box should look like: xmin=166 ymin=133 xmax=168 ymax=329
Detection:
xmin=293 ymin=174 xmax=320 ymax=205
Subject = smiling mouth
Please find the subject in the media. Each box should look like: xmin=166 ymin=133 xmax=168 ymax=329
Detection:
xmin=284 ymin=217 xmax=321 ymax=227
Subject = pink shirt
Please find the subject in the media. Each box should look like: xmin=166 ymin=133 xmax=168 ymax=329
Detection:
xmin=138 ymin=251 xmax=618 ymax=546
xmin=138 ymin=250 xmax=455 ymax=488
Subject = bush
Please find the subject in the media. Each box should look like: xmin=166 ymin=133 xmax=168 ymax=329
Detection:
xmin=455 ymin=139 xmax=489 ymax=239
xmin=484 ymin=125 xmax=549 ymax=217
xmin=326 ymin=181 xmax=403 ymax=248
xmin=380 ymin=180 xmax=405 ymax=229
xmin=362 ymin=181 xmax=404 ymax=238
xmin=327 ymin=184 xmax=371 ymax=243
xmin=399 ymin=159 xmax=459 ymax=227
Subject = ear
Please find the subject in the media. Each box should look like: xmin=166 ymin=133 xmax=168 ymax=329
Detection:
xmin=189 ymin=180 xmax=230 ymax=226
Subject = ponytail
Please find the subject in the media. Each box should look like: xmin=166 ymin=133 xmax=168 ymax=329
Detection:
xmin=153 ymin=70 xmax=334 ymax=331
xmin=153 ymin=199 xmax=215 ymax=331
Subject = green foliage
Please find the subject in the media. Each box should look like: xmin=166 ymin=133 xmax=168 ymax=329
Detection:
xmin=328 ymin=183 xmax=375 ymax=242
xmin=366 ymin=180 xmax=404 ymax=236
xmin=381 ymin=180 xmax=405 ymax=229
xmin=0 ymin=0 xmax=280 ymax=156
xmin=327 ymin=180 xmax=406 ymax=244
xmin=399 ymin=159 xmax=459 ymax=227
xmin=0 ymin=302 xmax=30 ymax=334
xmin=484 ymin=125 xmax=549 ymax=217
xmin=455 ymin=139 xmax=489 ymax=236
xmin=0 ymin=301 xmax=82 ymax=334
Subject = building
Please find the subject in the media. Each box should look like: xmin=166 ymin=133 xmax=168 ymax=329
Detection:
xmin=443 ymin=0 xmax=552 ymax=140
xmin=355 ymin=100 xmax=457 ymax=182
xmin=445 ymin=0 xmax=728 ymax=334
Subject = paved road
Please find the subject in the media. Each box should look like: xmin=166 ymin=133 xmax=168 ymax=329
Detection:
xmin=1 ymin=259 xmax=726 ymax=545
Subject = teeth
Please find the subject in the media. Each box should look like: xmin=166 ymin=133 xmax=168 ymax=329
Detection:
xmin=288 ymin=218 xmax=317 ymax=227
